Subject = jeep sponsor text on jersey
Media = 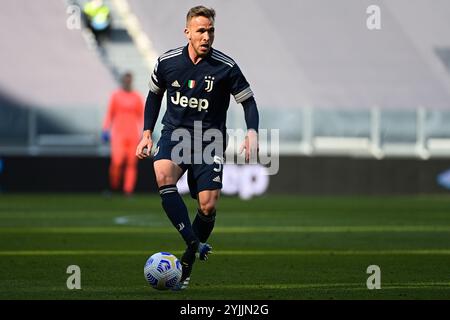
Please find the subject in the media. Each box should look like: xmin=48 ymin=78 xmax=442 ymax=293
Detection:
xmin=171 ymin=92 xmax=209 ymax=112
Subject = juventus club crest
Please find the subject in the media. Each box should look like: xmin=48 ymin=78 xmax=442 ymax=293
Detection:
xmin=205 ymin=76 xmax=215 ymax=92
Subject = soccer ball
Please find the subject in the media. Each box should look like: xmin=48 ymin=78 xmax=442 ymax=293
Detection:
xmin=144 ymin=252 xmax=182 ymax=290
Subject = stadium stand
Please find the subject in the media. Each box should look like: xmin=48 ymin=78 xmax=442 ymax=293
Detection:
xmin=1 ymin=0 xmax=450 ymax=158
xmin=128 ymin=0 xmax=450 ymax=109
xmin=0 ymin=0 xmax=117 ymax=153
xmin=128 ymin=0 xmax=450 ymax=157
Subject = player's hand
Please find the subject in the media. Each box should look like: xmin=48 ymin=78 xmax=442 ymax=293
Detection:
xmin=239 ymin=129 xmax=259 ymax=163
xmin=136 ymin=135 xmax=153 ymax=159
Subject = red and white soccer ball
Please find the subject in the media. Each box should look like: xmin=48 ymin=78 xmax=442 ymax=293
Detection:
xmin=144 ymin=252 xmax=182 ymax=290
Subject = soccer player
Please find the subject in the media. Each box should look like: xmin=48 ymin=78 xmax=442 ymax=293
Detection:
xmin=136 ymin=6 xmax=259 ymax=290
xmin=103 ymin=72 xmax=144 ymax=196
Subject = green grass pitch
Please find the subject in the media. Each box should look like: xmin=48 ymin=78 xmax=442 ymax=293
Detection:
xmin=0 ymin=194 xmax=449 ymax=299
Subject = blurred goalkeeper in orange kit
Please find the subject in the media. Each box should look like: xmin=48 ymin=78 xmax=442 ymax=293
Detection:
xmin=102 ymin=72 xmax=144 ymax=196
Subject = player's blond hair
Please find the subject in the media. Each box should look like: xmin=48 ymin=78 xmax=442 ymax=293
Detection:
xmin=186 ymin=6 xmax=216 ymax=25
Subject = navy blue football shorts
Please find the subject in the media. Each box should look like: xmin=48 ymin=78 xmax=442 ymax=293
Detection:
xmin=153 ymin=130 xmax=225 ymax=199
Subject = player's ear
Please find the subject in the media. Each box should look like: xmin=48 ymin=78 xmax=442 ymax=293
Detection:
xmin=184 ymin=28 xmax=190 ymax=40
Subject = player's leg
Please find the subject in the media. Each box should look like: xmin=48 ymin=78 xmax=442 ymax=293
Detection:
xmin=193 ymin=189 xmax=219 ymax=242
xmin=123 ymin=139 xmax=138 ymax=196
xmin=171 ymin=168 xmax=219 ymax=291
xmin=186 ymin=189 xmax=218 ymax=266
xmin=154 ymin=159 xmax=200 ymax=250
xmin=186 ymin=164 xmax=221 ymax=257
xmin=191 ymin=155 xmax=223 ymax=243
xmin=173 ymin=162 xmax=221 ymax=291
xmin=155 ymin=160 xmax=213 ymax=292
xmin=110 ymin=137 xmax=126 ymax=191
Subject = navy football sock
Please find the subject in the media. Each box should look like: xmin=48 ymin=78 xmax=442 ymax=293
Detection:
xmin=159 ymin=185 xmax=198 ymax=247
xmin=181 ymin=241 xmax=198 ymax=266
xmin=192 ymin=209 xmax=216 ymax=243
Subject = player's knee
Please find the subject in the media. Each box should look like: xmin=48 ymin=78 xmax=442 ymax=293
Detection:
xmin=155 ymin=172 xmax=176 ymax=187
xmin=198 ymin=191 xmax=219 ymax=215
xmin=199 ymin=202 xmax=216 ymax=216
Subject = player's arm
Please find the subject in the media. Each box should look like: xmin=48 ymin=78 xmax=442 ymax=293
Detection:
xmin=240 ymin=96 xmax=259 ymax=162
xmin=242 ymin=96 xmax=259 ymax=132
xmin=136 ymin=91 xmax=164 ymax=159
xmin=136 ymin=59 xmax=166 ymax=159
xmin=230 ymin=63 xmax=259 ymax=162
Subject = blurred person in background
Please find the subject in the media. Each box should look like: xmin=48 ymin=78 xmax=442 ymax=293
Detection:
xmin=82 ymin=0 xmax=112 ymax=44
xmin=103 ymin=72 xmax=144 ymax=196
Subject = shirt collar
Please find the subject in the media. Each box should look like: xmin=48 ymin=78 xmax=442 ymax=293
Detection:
xmin=183 ymin=44 xmax=213 ymax=65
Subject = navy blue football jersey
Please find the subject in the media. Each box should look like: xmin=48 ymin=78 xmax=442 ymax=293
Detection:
xmin=148 ymin=45 xmax=254 ymax=134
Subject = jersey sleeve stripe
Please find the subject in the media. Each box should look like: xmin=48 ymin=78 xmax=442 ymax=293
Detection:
xmin=211 ymin=52 xmax=235 ymax=65
xmin=160 ymin=51 xmax=183 ymax=62
xmin=234 ymin=87 xmax=254 ymax=104
xmin=211 ymin=54 xmax=234 ymax=68
xmin=148 ymin=75 xmax=164 ymax=95
xmin=160 ymin=47 xmax=183 ymax=59
xmin=212 ymin=51 xmax=235 ymax=66
xmin=235 ymin=91 xmax=254 ymax=104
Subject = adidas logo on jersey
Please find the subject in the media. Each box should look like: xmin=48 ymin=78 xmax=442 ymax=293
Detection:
xmin=170 ymin=91 xmax=209 ymax=112
xmin=171 ymin=80 xmax=181 ymax=87
xmin=213 ymin=176 xmax=221 ymax=183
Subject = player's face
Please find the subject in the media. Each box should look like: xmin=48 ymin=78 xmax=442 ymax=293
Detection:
xmin=185 ymin=16 xmax=215 ymax=57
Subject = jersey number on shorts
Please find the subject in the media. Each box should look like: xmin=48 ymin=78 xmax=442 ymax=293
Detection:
xmin=213 ymin=155 xmax=223 ymax=173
